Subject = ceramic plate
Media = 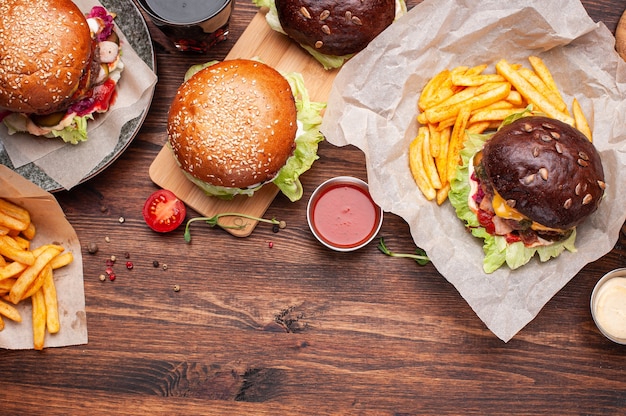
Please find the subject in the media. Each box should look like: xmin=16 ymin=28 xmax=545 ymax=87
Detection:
xmin=0 ymin=0 xmax=156 ymax=192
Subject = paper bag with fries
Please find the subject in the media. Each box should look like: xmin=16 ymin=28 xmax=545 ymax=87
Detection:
xmin=321 ymin=0 xmax=626 ymax=341
xmin=0 ymin=165 xmax=87 ymax=349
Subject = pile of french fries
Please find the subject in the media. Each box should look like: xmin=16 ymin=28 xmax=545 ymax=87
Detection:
xmin=0 ymin=198 xmax=73 ymax=350
xmin=410 ymin=56 xmax=593 ymax=205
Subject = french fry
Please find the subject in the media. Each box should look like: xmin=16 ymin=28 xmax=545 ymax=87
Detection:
xmin=409 ymin=134 xmax=436 ymax=201
xmin=8 ymin=246 xmax=62 ymax=304
xmin=0 ymin=278 xmax=16 ymax=296
xmin=434 ymin=126 xmax=451 ymax=187
xmin=42 ymin=266 xmax=60 ymax=334
xmin=420 ymin=127 xmax=443 ymax=190
xmin=447 ymin=106 xmax=471 ymax=184
xmin=528 ymin=55 xmax=563 ymax=95
xmin=428 ymin=123 xmax=441 ymax=158
xmin=572 ymin=97 xmax=592 ymax=142
xmin=505 ymin=90 xmax=524 ymax=106
xmin=436 ymin=183 xmax=451 ymax=206
xmin=469 ymin=107 xmax=525 ymax=124
xmin=495 ymin=59 xmax=574 ymax=125
xmin=0 ymin=298 xmax=22 ymax=323
xmin=0 ymin=210 xmax=28 ymax=232
xmin=466 ymin=121 xmax=492 ymax=135
xmin=0 ymin=235 xmax=35 ymax=266
xmin=49 ymin=251 xmax=74 ymax=270
xmin=31 ymin=289 xmax=46 ymax=350
xmin=21 ymin=264 xmax=50 ymax=301
xmin=21 ymin=221 xmax=36 ymax=240
xmin=0 ymin=315 xmax=4 ymax=331
xmin=418 ymin=69 xmax=452 ymax=111
xmin=0 ymin=198 xmax=30 ymax=224
xmin=517 ymin=67 xmax=568 ymax=113
xmin=12 ymin=235 xmax=30 ymax=251
xmin=424 ymin=82 xmax=510 ymax=124
xmin=0 ymin=261 xmax=28 ymax=281
xmin=452 ymin=73 xmax=506 ymax=87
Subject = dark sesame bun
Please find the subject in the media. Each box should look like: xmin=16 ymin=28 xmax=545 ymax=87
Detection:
xmin=481 ymin=116 xmax=605 ymax=230
xmin=275 ymin=0 xmax=396 ymax=56
xmin=0 ymin=0 xmax=95 ymax=115
xmin=167 ymin=59 xmax=298 ymax=190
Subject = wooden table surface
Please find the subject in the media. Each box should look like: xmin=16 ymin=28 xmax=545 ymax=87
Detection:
xmin=2 ymin=1 xmax=625 ymax=414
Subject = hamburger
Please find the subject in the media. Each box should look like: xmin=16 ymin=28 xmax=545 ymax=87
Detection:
xmin=0 ymin=0 xmax=123 ymax=144
xmin=252 ymin=0 xmax=407 ymax=69
xmin=167 ymin=59 xmax=325 ymax=201
xmin=449 ymin=113 xmax=606 ymax=273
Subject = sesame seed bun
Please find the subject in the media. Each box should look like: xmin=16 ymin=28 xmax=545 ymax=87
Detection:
xmin=167 ymin=59 xmax=298 ymax=190
xmin=0 ymin=0 xmax=95 ymax=115
xmin=481 ymin=116 xmax=605 ymax=230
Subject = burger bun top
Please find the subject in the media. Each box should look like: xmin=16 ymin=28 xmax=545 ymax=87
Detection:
xmin=481 ymin=116 xmax=605 ymax=230
xmin=0 ymin=0 xmax=94 ymax=115
xmin=275 ymin=0 xmax=396 ymax=56
xmin=167 ymin=59 xmax=298 ymax=190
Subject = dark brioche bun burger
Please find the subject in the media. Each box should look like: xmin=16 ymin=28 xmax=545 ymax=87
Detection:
xmin=252 ymin=0 xmax=407 ymax=69
xmin=0 ymin=0 xmax=123 ymax=144
xmin=167 ymin=59 xmax=325 ymax=201
xmin=449 ymin=114 xmax=606 ymax=273
xmin=276 ymin=0 xmax=397 ymax=56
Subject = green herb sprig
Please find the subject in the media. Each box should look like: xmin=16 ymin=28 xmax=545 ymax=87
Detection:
xmin=184 ymin=213 xmax=286 ymax=243
xmin=377 ymin=237 xmax=430 ymax=265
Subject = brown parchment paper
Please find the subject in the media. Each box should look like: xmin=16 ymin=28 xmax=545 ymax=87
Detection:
xmin=321 ymin=0 xmax=626 ymax=342
xmin=0 ymin=165 xmax=86 ymax=349
xmin=0 ymin=0 xmax=158 ymax=191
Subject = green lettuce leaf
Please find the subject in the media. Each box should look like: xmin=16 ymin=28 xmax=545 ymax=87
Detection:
xmin=448 ymin=117 xmax=578 ymax=273
xmin=252 ymin=0 xmax=407 ymax=70
xmin=174 ymin=61 xmax=325 ymax=202
xmin=3 ymin=113 xmax=92 ymax=145
xmin=50 ymin=115 xmax=92 ymax=145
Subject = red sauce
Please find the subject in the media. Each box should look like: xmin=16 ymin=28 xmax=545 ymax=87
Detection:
xmin=311 ymin=183 xmax=380 ymax=249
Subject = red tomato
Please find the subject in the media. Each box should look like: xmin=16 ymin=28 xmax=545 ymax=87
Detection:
xmin=143 ymin=189 xmax=186 ymax=233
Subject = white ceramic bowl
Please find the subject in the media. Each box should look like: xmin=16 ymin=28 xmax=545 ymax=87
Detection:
xmin=590 ymin=268 xmax=626 ymax=345
xmin=307 ymin=176 xmax=383 ymax=252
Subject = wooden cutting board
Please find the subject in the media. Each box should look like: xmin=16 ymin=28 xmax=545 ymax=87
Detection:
xmin=149 ymin=11 xmax=338 ymax=236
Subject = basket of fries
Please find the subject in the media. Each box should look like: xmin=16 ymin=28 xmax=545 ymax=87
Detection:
xmin=0 ymin=165 xmax=87 ymax=350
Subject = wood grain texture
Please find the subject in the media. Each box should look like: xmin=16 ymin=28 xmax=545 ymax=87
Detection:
xmin=1 ymin=1 xmax=626 ymax=415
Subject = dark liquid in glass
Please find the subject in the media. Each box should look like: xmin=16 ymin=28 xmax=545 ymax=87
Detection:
xmin=140 ymin=0 xmax=232 ymax=53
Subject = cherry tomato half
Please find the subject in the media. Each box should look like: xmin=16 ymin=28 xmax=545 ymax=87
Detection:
xmin=142 ymin=189 xmax=186 ymax=233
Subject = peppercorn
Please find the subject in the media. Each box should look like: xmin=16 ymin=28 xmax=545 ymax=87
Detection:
xmin=87 ymin=242 xmax=99 ymax=254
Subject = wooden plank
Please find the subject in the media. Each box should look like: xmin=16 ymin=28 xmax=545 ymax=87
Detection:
xmin=149 ymin=11 xmax=338 ymax=236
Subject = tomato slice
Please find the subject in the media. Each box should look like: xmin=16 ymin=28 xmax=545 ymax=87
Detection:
xmin=142 ymin=189 xmax=186 ymax=233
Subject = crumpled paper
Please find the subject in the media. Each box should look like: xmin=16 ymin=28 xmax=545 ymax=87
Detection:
xmin=0 ymin=165 xmax=86 ymax=349
xmin=0 ymin=0 xmax=157 ymax=191
xmin=321 ymin=0 xmax=626 ymax=342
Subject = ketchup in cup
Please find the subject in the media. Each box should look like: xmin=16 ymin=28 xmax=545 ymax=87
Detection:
xmin=307 ymin=177 xmax=383 ymax=252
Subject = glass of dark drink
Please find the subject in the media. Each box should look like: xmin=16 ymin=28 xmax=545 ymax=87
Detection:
xmin=136 ymin=0 xmax=234 ymax=53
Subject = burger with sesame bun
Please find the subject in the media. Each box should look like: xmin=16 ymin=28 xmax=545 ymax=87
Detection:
xmin=167 ymin=59 xmax=325 ymax=201
xmin=448 ymin=112 xmax=606 ymax=273
xmin=252 ymin=0 xmax=407 ymax=69
xmin=0 ymin=0 xmax=123 ymax=144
